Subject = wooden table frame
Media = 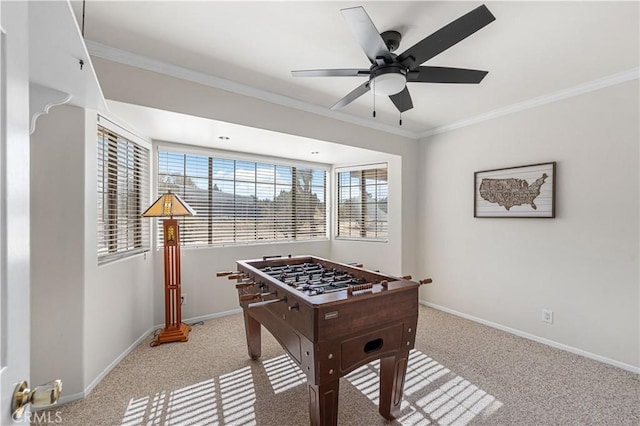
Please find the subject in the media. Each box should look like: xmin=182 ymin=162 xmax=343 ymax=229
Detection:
xmin=231 ymin=256 xmax=419 ymax=425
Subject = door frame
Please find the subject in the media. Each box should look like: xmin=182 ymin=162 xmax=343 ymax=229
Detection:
xmin=0 ymin=0 xmax=32 ymax=424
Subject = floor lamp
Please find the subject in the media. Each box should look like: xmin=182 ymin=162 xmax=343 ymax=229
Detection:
xmin=142 ymin=190 xmax=196 ymax=347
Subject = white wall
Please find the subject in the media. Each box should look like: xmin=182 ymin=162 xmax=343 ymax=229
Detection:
xmin=418 ymin=80 xmax=639 ymax=369
xmin=82 ymin=252 xmax=154 ymax=396
xmin=91 ymin=57 xmax=421 ymax=324
xmin=82 ymin=109 xmax=155 ymax=397
xmin=30 ymin=106 xmax=156 ymax=400
xmin=31 ymin=106 xmax=86 ymax=396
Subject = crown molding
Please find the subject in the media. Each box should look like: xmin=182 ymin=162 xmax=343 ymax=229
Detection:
xmin=85 ymin=40 xmax=418 ymax=139
xmin=418 ymin=67 xmax=640 ymax=139
xmin=86 ymin=41 xmax=638 ymax=142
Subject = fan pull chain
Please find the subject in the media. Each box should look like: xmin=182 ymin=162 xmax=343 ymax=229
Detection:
xmin=79 ymin=0 xmax=86 ymax=70
xmin=399 ymin=112 xmax=402 ymax=126
xmin=372 ymin=80 xmax=376 ymax=118
xmin=82 ymin=0 xmax=86 ymax=37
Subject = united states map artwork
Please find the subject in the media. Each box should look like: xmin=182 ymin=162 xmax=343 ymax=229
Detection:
xmin=478 ymin=173 xmax=548 ymax=211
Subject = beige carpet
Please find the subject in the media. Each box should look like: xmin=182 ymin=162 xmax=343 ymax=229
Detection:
xmin=34 ymin=306 xmax=639 ymax=425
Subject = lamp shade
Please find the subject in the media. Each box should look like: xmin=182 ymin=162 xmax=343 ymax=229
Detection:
xmin=141 ymin=190 xmax=196 ymax=218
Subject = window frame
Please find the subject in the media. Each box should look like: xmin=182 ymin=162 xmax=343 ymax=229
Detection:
xmin=334 ymin=162 xmax=389 ymax=242
xmin=154 ymin=143 xmax=330 ymax=249
xmin=97 ymin=115 xmax=152 ymax=265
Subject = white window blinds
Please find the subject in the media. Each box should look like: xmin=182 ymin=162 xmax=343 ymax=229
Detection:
xmin=336 ymin=165 xmax=388 ymax=240
xmin=97 ymin=124 xmax=150 ymax=264
xmin=157 ymin=151 xmax=327 ymax=246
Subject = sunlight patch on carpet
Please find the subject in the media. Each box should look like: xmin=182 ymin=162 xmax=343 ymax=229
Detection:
xmin=165 ymin=379 xmax=218 ymax=425
xmin=219 ymin=367 xmax=257 ymax=425
xmin=345 ymin=349 xmax=502 ymax=426
xmin=121 ymin=395 xmax=150 ymax=426
xmin=119 ymin=349 xmax=500 ymax=425
xmin=262 ymin=353 xmax=307 ymax=394
xmin=119 ymin=367 xmax=257 ymax=426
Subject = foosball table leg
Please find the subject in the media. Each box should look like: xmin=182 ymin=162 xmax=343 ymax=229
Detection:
xmin=378 ymin=351 xmax=409 ymax=420
xmin=243 ymin=311 xmax=262 ymax=359
xmin=307 ymin=379 xmax=339 ymax=426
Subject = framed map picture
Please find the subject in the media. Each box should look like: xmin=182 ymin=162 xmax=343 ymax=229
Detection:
xmin=474 ymin=162 xmax=556 ymax=218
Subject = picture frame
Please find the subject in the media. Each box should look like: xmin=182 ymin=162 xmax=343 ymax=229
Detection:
xmin=474 ymin=162 xmax=556 ymax=218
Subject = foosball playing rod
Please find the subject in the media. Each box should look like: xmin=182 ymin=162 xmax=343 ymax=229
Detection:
xmin=247 ymin=298 xmax=286 ymax=309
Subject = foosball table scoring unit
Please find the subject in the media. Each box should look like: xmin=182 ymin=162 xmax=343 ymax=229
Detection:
xmin=218 ymin=255 xmax=431 ymax=426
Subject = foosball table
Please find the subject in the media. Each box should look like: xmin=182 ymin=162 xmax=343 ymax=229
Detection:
xmin=218 ymin=255 xmax=431 ymax=426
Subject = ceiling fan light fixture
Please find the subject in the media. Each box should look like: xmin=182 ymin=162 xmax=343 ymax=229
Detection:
xmin=292 ymin=4 xmax=495 ymax=115
xmin=372 ymin=72 xmax=406 ymax=96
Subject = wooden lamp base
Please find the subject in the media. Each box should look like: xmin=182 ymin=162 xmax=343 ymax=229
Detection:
xmin=151 ymin=218 xmax=191 ymax=348
xmin=141 ymin=192 xmax=197 ymax=349
xmin=151 ymin=323 xmax=191 ymax=347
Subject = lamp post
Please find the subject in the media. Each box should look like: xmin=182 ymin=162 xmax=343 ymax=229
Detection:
xmin=141 ymin=190 xmax=195 ymax=347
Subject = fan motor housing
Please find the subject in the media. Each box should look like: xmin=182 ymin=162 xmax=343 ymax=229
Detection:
xmin=381 ymin=30 xmax=402 ymax=52
xmin=369 ymin=63 xmax=407 ymax=95
xmin=370 ymin=63 xmax=407 ymax=81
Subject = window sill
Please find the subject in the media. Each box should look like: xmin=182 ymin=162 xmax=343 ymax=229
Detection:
xmin=334 ymin=237 xmax=388 ymax=243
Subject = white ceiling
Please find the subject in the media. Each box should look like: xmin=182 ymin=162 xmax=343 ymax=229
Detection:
xmin=107 ymin=99 xmax=392 ymax=164
xmin=71 ymin=1 xmax=639 ymax=157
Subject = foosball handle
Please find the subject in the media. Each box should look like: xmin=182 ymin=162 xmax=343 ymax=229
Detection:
xmin=216 ymin=271 xmax=236 ymax=277
xmin=235 ymin=282 xmax=255 ymax=289
xmin=227 ymin=273 xmax=245 ymax=280
xmin=419 ymin=278 xmax=433 ymax=285
xmin=239 ymin=293 xmax=261 ymax=302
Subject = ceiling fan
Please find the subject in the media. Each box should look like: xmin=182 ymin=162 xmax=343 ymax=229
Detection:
xmin=292 ymin=4 xmax=496 ymax=118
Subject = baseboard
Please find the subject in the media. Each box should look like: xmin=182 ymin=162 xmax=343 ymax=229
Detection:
xmin=420 ymin=300 xmax=639 ymax=375
xmin=61 ymin=308 xmax=243 ymax=406
xmin=184 ymin=307 xmax=243 ymax=325
xmin=57 ymin=325 xmax=154 ymax=405
xmin=57 ymin=390 xmax=85 ymax=406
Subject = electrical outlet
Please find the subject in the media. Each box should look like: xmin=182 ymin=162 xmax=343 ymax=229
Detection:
xmin=181 ymin=294 xmax=187 ymax=305
xmin=542 ymin=308 xmax=553 ymax=324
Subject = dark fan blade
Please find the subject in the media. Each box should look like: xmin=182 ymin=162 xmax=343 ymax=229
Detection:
xmin=331 ymin=80 xmax=371 ymax=110
xmin=292 ymin=69 xmax=370 ymax=78
xmin=341 ymin=6 xmax=392 ymax=64
xmin=389 ymin=87 xmax=413 ymax=113
xmin=398 ymin=5 xmax=495 ymax=69
xmin=407 ymin=66 xmax=488 ymax=83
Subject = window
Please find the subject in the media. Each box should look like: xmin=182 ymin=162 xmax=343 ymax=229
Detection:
xmin=336 ymin=164 xmax=388 ymax=240
xmin=97 ymin=122 xmax=150 ymax=264
xmin=157 ymin=151 xmax=327 ymax=246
